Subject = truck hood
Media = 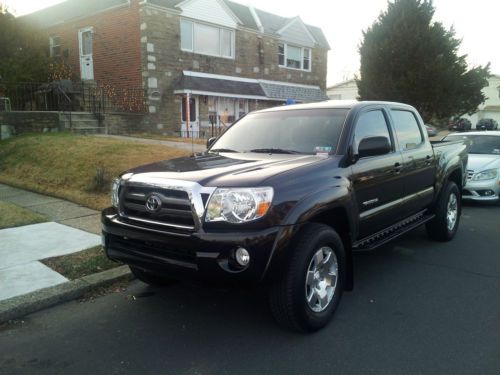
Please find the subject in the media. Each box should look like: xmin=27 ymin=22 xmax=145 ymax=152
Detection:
xmin=123 ymin=152 xmax=328 ymax=187
xmin=467 ymin=154 xmax=500 ymax=172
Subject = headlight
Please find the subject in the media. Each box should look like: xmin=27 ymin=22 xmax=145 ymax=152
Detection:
xmin=205 ymin=187 xmax=274 ymax=223
xmin=472 ymin=169 xmax=498 ymax=181
xmin=111 ymin=178 xmax=120 ymax=207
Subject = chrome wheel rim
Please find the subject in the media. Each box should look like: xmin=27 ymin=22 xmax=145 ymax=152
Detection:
xmin=446 ymin=192 xmax=458 ymax=231
xmin=305 ymin=246 xmax=338 ymax=313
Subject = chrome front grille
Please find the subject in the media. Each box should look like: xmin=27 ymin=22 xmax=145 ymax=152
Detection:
xmin=467 ymin=170 xmax=474 ymax=181
xmin=120 ymin=185 xmax=196 ymax=231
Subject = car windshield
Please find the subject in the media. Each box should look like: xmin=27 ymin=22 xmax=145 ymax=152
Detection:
xmin=209 ymin=108 xmax=349 ymax=155
xmin=443 ymin=134 xmax=500 ymax=155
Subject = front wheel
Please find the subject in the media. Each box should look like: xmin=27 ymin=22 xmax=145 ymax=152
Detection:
xmin=268 ymin=223 xmax=346 ymax=332
xmin=426 ymin=181 xmax=461 ymax=241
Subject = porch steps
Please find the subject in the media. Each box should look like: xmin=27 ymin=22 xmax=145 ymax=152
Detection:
xmin=59 ymin=112 xmax=105 ymax=134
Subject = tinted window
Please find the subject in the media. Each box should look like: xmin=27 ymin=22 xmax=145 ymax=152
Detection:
xmin=391 ymin=110 xmax=423 ymax=150
xmin=354 ymin=110 xmax=391 ymax=147
xmin=211 ymin=109 xmax=348 ymax=154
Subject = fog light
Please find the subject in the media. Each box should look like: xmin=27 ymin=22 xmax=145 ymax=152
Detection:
xmin=235 ymin=247 xmax=250 ymax=267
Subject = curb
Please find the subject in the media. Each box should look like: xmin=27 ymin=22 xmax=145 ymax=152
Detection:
xmin=0 ymin=265 xmax=133 ymax=324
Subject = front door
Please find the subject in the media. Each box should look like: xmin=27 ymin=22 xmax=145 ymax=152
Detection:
xmin=350 ymin=108 xmax=406 ymax=239
xmin=79 ymin=27 xmax=94 ymax=80
xmin=181 ymin=95 xmax=199 ymax=137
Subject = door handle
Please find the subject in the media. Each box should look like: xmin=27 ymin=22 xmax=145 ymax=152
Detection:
xmin=394 ymin=162 xmax=402 ymax=174
xmin=425 ymin=155 xmax=432 ymax=165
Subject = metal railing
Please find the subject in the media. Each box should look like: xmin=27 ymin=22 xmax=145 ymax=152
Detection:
xmin=0 ymin=81 xmax=147 ymax=116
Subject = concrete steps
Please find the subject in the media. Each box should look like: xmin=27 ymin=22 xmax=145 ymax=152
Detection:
xmin=59 ymin=112 xmax=105 ymax=134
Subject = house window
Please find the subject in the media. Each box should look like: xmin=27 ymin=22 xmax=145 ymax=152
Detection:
xmin=278 ymin=43 xmax=312 ymax=71
xmin=180 ymin=19 xmax=234 ymax=59
xmin=49 ymin=36 xmax=61 ymax=57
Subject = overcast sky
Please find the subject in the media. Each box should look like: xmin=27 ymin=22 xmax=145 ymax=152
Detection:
xmin=4 ymin=0 xmax=500 ymax=86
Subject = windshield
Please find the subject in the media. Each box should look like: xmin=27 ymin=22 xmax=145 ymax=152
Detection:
xmin=209 ymin=108 xmax=349 ymax=155
xmin=443 ymin=134 xmax=500 ymax=155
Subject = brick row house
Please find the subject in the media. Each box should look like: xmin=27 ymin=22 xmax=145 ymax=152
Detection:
xmin=25 ymin=0 xmax=330 ymax=136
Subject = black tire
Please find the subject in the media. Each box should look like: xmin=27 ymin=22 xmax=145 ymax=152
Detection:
xmin=426 ymin=181 xmax=461 ymax=241
xmin=268 ymin=223 xmax=346 ymax=332
xmin=130 ymin=266 xmax=178 ymax=286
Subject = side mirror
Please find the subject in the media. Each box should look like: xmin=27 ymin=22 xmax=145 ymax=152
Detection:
xmin=207 ymin=137 xmax=217 ymax=149
xmin=358 ymin=136 xmax=391 ymax=158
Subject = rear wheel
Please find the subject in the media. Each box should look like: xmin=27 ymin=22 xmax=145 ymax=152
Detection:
xmin=426 ymin=181 xmax=461 ymax=241
xmin=268 ymin=223 xmax=346 ymax=332
xmin=130 ymin=266 xmax=178 ymax=286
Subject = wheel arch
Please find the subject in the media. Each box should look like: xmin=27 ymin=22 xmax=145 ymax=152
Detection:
xmin=264 ymin=204 xmax=355 ymax=291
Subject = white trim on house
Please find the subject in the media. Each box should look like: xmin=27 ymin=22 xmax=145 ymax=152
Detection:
xmin=248 ymin=5 xmax=264 ymax=33
xmin=277 ymin=16 xmax=317 ymax=46
xmin=278 ymin=43 xmax=312 ymax=72
xmin=183 ymin=70 xmax=258 ymax=83
xmin=173 ymin=89 xmax=283 ymax=101
xmin=180 ymin=18 xmax=236 ymax=59
xmin=176 ymin=0 xmax=242 ymax=28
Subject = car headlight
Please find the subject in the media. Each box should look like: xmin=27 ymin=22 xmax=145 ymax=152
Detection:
xmin=472 ymin=169 xmax=498 ymax=181
xmin=111 ymin=178 xmax=121 ymax=207
xmin=205 ymin=187 xmax=274 ymax=223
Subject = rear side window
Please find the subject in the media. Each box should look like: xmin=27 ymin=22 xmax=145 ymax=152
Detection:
xmin=354 ymin=110 xmax=392 ymax=147
xmin=391 ymin=110 xmax=423 ymax=150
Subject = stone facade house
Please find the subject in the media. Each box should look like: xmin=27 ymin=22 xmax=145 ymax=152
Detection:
xmin=25 ymin=0 xmax=330 ymax=136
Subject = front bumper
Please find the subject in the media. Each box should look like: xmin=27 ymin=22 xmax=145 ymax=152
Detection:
xmin=101 ymin=208 xmax=285 ymax=283
xmin=462 ymin=179 xmax=500 ymax=201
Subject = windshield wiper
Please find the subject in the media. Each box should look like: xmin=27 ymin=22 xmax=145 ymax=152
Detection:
xmin=209 ymin=148 xmax=239 ymax=153
xmin=249 ymin=148 xmax=302 ymax=154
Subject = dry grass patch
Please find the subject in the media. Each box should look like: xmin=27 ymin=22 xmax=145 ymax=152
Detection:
xmin=128 ymin=132 xmax=207 ymax=145
xmin=0 ymin=133 xmax=190 ymax=210
xmin=0 ymin=201 xmax=48 ymax=229
xmin=41 ymin=246 xmax=119 ymax=280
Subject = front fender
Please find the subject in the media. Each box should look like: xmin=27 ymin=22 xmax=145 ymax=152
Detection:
xmin=262 ymin=183 xmax=357 ymax=283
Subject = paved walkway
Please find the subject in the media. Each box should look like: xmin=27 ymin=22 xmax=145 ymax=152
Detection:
xmin=0 ymin=184 xmax=101 ymax=301
xmin=95 ymin=134 xmax=206 ymax=152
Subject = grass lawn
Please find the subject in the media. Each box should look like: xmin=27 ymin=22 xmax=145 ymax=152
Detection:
xmin=127 ymin=132 xmax=207 ymax=145
xmin=41 ymin=246 xmax=120 ymax=280
xmin=0 ymin=201 xmax=48 ymax=229
xmin=0 ymin=133 xmax=190 ymax=210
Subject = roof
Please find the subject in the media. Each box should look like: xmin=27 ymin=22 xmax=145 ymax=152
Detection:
xmin=174 ymin=71 xmax=328 ymax=102
xmin=23 ymin=0 xmax=329 ymax=49
xmin=259 ymin=81 xmax=328 ymax=102
xmin=257 ymin=100 xmax=422 ymax=114
xmin=175 ymin=72 xmax=266 ymax=98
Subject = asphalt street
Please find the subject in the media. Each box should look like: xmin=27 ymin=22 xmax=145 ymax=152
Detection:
xmin=1 ymin=203 xmax=499 ymax=375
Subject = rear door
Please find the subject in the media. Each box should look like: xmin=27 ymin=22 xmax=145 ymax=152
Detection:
xmin=389 ymin=108 xmax=436 ymax=213
xmin=350 ymin=108 xmax=406 ymax=239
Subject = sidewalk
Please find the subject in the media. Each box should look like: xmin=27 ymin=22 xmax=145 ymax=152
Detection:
xmin=0 ymin=184 xmax=102 ymax=301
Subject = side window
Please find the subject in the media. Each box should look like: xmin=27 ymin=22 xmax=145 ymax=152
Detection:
xmin=354 ymin=110 xmax=392 ymax=149
xmin=391 ymin=110 xmax=423 ymax=150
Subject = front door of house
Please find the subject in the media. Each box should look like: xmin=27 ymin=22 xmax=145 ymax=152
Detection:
xmin=181 ymin=95 xmax=199 ymax=137
xmin=79 ymin=27 xmax=94 ymax=80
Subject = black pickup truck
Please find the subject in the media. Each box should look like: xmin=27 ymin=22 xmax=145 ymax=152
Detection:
xmin=102 ymin=101 xmax=468 ymax=332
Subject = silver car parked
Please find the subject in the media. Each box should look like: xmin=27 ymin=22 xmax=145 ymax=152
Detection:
xmin=443 ymin=131 xmax=500 ymax=202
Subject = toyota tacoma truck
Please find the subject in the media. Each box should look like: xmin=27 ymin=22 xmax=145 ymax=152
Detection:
xmin=102 ymin=101 xmax=468 ymax=332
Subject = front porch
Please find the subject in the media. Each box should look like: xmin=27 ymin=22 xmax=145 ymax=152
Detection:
xmin=173 ymin=71 xmax=328 ymax=138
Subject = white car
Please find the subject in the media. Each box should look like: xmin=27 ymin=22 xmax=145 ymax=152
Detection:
xmin=443 ymin=131 xmax=500 ymax=202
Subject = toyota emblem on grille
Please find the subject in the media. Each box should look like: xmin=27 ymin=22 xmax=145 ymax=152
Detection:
xmin=145 ymin=194 xmax=162 ymax=213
